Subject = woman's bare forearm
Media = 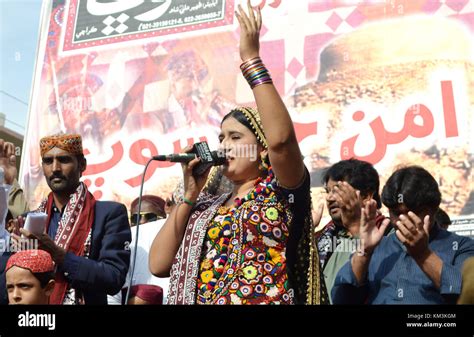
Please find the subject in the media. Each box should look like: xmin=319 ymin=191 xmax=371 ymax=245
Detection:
xmin=149 ymin=203 xmax=193 ymax=277
xmin=252 ymin=79 xmax=304 ymax=188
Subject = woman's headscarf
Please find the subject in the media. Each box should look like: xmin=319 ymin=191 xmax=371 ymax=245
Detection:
xmin=235 ymin=107 xmax=268 ymax=149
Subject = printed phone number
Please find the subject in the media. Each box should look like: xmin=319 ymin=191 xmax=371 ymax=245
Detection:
xmin=139 ymin=12 xmax=222 ymax=30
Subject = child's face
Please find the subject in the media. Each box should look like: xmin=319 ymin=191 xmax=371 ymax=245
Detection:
xmin=6 ymin=266 xmax=51 ymax=305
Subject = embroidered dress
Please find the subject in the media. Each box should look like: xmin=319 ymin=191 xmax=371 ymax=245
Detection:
xmin=167 ymin=107 xmax=326 ymax=305
xmin=196 ymin=172 xmax=293 ymax=304
xmin=168 ymin=168 xmax=307 ymax=305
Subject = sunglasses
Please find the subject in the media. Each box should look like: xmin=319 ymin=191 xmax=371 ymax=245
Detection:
xmin=130 ymin=212 xmax=163 ymax=224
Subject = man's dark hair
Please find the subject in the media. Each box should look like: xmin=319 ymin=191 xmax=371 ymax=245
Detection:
xmin=33 ymin=271 xmax=55 ymax=288
xmin=381 ymin=166 xmax=441 ymax=214
xmin=434 ymin=208 xmax=451 ymax=229
xmin=76 ymin=154 xmax=87 ymax=174
xmin=322 ymin=158 xmax=381 ymax=208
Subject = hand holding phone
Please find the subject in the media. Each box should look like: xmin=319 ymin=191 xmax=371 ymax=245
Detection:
xmin=23 ymin=212 xmax=48 ymax=235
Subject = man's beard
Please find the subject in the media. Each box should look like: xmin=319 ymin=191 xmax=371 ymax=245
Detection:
xmin=328 ymin=209 xmax=343 ymax=226
xmin=47 ymin=175 xmax=78 ymax=194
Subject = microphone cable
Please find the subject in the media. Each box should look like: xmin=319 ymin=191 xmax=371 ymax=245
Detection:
xmin=124 ymin=157 xmax=153 ymax=305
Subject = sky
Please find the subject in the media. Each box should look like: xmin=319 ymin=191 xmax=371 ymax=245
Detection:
xmin=0 ymin=0 xmax=43 ymax=135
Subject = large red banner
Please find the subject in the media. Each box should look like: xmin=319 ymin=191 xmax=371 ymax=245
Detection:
xmin=22 ymin=0 xmax=474 ymax=226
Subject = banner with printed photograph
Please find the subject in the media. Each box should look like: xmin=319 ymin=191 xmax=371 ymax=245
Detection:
xmin=22 ymin=0 xmax=473 ymax=220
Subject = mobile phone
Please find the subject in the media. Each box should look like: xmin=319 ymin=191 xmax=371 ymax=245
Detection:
xmin=23 ymin=212 xmax=48 ymax=235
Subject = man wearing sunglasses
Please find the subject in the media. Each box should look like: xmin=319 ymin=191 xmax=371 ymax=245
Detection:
xmin=129 ymin=195 xmax=166 ymax=226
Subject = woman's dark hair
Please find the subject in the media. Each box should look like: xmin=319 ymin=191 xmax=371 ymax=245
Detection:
xmin=322 ymin=159 xmax=381 ymax=208
xmin=381 ymin=166 xmax=441 ymax=214
xmin=221 ymin=109 xmax=271 ymax=173
xmin=222 ymin=109 xmax=255 ymax=136
xmin=33 ymin=271 xmax=55 ymax=288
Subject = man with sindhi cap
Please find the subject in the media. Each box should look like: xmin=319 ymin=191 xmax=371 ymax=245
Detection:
xmin=6 ymin=250 xmax=56 ymax=305
xmin=2 ymin=133 xmax=131 ymax=304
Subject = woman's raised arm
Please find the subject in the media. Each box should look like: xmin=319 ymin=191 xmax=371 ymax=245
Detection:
xmin=235 ymin=1 xmax=305 ymax=188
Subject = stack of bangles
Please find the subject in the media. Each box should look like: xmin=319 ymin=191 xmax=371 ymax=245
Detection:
xmin=240 ymin=56 xmax=273 ymax=89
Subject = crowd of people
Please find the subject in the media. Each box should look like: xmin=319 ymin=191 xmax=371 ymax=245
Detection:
xmin=0 ymin=1 xmax=473 ymax=305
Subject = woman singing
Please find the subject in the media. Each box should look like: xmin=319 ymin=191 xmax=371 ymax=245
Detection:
xmin=149 ymin=1 xmax=325 ymax=305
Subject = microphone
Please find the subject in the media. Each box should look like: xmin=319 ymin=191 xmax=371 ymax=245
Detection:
xmin=152 ymin=153 xmax=196 ymax=162
xmin=126 ymin=142 xmax=223 ymax=304
xmin=152 ymin=141 xmax=226 ymax=175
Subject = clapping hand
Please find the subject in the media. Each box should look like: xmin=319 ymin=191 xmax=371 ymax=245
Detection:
xmin=358 ymin=200 xmax=390 ymax=256
xmin=333 ymin=181 xmax=362 ymax=235
xmin=395 ymin=212 xmax=431 ymax=260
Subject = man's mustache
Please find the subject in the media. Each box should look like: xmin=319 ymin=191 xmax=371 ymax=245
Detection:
xmin=49 ymin=174 xmax=66 ymax=181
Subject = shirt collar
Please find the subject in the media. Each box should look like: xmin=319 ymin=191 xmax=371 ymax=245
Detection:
xmin=52 ymin=202 xmax=65 ymax=215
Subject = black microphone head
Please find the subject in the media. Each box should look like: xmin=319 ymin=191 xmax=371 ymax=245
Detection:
xmin=192 ymin=142 xmax=227 ymax=176
xmin=211 ymin=150 xmax=227 ymax=165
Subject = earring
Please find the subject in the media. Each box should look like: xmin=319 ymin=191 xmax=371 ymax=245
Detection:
xmin=259 ymin=152 xmax=269 ymax=172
